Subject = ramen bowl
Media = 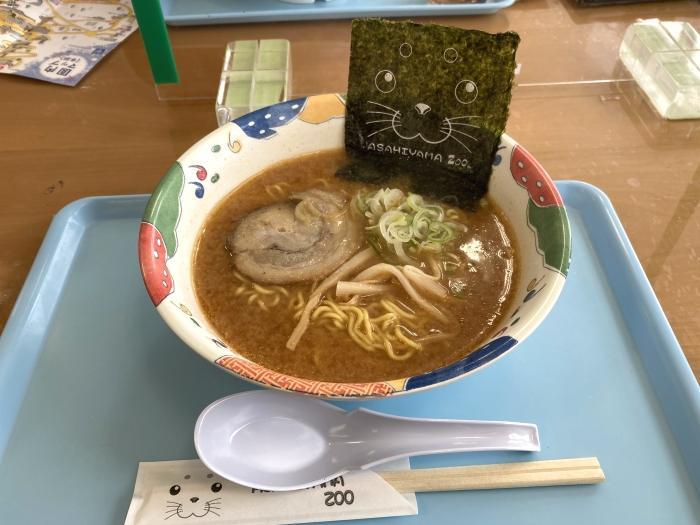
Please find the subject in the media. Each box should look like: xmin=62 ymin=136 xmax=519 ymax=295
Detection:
xmin=138 ymin=94 xmax=571 ymax=398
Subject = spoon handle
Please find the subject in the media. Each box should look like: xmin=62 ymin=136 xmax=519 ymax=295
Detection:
xmin=350 ymin=408 xmax=540 ymax=460
xmin=379 ymin=457 xmax=605 ymax=493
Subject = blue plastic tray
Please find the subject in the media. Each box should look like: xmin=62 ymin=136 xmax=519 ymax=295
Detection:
xmin=161 ymin=0 xmax=516 ymax=26
xmin=0 ymin=182 xmax=699 ymax=524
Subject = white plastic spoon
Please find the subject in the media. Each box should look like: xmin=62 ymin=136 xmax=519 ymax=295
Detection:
xmin=194 ymin=390 xmax=540 ymax=491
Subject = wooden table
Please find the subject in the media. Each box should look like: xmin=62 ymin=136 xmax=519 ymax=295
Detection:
xmin=1 ymin=0 xmax=698 ymax=379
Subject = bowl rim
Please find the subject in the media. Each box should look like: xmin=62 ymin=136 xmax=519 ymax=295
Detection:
xmin=139 ymin=94 xmax=571 ymax=399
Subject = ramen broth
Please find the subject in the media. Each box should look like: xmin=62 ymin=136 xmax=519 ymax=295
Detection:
xmin=193 ymin=150 xmax=517 ymax=383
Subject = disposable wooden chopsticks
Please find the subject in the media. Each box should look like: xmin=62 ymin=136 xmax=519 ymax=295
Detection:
xmin=379 ymin=457 xmax=605 ymax=493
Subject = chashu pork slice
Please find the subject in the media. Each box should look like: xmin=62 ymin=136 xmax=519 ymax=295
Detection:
xmin=228 ymin=189 xmax=361 ymax=284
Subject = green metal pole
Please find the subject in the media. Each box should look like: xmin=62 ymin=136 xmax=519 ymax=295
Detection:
xmin=131 ymin=0 xmax=179 ymax=84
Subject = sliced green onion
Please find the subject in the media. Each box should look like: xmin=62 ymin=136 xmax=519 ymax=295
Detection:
xmin=355 ymin=188 xmax=467 ymax=263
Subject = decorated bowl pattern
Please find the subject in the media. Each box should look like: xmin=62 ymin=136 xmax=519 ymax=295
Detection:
xmin=139 ymin=94 xmax=571 ymax=398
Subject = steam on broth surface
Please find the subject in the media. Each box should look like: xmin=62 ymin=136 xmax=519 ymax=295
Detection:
xmin=193 ymin=150 xmax=517 ymax=383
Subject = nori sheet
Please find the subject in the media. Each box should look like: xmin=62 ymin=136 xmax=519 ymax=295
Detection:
xmin=342 ymin=19 xmax=519 ymax=208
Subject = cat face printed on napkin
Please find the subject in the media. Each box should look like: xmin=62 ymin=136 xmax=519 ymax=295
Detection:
xmin=162 ymin=471 xmax=224 ymax=520
xmin=125 ymin=461 xmax=227 ymax=524
xmin=344 ymin=19 xmax=519 ymax=206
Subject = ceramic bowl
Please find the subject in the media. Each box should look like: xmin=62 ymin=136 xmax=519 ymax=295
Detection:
xmin=138 ymin=94 xmax=571 ymax=398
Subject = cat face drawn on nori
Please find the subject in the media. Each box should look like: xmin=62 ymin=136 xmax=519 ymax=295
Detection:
xmin=344 ymin=19 xmax=519 ymax=205
xmin=365 ymin=52 xmax=479 ymax=150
